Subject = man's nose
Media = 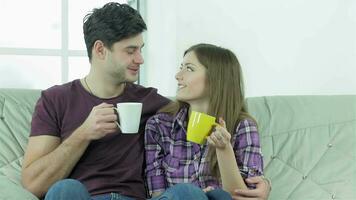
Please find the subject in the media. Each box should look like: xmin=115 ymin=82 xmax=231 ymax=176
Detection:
xmin=134 ymin=52 xmax=144 ymax=64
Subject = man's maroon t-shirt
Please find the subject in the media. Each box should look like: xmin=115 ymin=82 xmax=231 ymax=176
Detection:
xmin=30 ymin=79 xmax=170 ymax=199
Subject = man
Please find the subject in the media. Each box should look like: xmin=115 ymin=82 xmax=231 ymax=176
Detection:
xmin=21 ymin=2 xmax=270 ymax=200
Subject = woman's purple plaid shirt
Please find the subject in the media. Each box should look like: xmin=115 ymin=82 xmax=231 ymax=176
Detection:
xmin=144 ymin=107 xmax=263 ymax=195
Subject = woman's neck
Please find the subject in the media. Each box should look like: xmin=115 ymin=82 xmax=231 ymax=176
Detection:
xmin=188 ymin=99 xmax=209 ymax=115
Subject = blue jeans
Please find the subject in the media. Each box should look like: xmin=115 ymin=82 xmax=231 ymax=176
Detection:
xmin=44 ymin=179 xmax=231 ymax=200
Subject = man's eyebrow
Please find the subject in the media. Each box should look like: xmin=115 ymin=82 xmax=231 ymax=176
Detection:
xmin=125 ymin=44 xmax=145 ymax=49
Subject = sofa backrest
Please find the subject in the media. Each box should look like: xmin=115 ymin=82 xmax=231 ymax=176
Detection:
xmin=246 ymin=95 xmax=356 ymax=199
xmin=0 ymin=89 xmax=41 ymax=199
xmin=0 ymin=88 xmax=355 ymax=199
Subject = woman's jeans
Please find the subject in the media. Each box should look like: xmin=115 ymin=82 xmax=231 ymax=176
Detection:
xmin=44 ymin=179 xmax=232 ymax=200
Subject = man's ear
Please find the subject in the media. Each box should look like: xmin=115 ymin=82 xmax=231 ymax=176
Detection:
xmin=92 ymin=40 xmax=107 ymax=60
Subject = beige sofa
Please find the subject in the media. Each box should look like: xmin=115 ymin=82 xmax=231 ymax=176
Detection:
xmin=0 ymin=88 xmax=355 ymax=199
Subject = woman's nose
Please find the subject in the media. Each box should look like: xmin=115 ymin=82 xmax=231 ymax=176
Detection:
xmin=175 ymin=71 xmax=183 ymax=80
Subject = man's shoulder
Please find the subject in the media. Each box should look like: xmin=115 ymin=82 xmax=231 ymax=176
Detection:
xmin=126 ymin=82 xmax=157 ymax=94
xmin=126 ymin=83 xmax=170 ymax=102
xmin=41 ymin=80 xmax=78 ymax=98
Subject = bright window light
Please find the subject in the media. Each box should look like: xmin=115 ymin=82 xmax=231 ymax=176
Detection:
xmin=0 ymin=0 xmax=132 ymax=89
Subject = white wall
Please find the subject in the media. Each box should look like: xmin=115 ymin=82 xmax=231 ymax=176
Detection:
xmin=142 ymin=0 xmax=356 ymax=97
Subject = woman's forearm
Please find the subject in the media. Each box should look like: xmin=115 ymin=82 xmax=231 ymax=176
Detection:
xmin=216 ymin=144 xmax=247 ymax=193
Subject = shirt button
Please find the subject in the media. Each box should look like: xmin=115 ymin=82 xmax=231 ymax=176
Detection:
xmin=331 ymin=194 xmax=336 ymax=199
xmin=328 ymin=143 xmax=333 ymax=148
xmin=302 ymin=175 xmax=307 ymax=180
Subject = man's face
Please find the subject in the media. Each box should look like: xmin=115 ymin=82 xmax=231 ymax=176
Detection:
xmin=104 ymin=34 xmax=144 ymax=83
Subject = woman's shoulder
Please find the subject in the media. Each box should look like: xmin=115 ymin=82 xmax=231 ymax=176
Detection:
xmin=145 ymin=112 xmax=177 ymax=139
xmin=234 ymin=118 xmax=258 ymax=135
xmin=232 ymin=117 xmax=261 ymax=146
xmin=146 ymin=112 xmax=175 ymax=126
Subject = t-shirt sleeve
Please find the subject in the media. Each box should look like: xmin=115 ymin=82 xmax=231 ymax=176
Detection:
xmin=30 ymin=90 xmax=60 ymax=137
xmin=148 ymin=88 xmax=171 ymax=112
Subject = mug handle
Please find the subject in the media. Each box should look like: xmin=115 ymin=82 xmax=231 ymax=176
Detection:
xmin=114 ymin=108 xmax=121 ymax=130
xmin=115 ymin=121 xmax=122 ymax=130
xmin=205 ymin=122 xmax=220 ymax=139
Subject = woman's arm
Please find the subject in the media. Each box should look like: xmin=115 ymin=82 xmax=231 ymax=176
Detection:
xmin=207 ymin=118 xmax=247 ymax=193
xmin=207 ymin=118 xmax=263 ymax=194
xmin=216 ymin=143 xmax=248 ymax=191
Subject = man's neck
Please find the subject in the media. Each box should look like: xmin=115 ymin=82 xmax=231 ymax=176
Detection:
xmin=82 ymin=73 xmax=126 ymax=99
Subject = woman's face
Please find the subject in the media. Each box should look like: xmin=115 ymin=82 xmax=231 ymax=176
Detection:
xmin=175 ymin=51 xmax=208 ymax=103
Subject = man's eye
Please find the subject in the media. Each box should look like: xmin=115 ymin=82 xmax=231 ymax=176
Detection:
xmin=127 ymin=51 xmax=134 ymax=54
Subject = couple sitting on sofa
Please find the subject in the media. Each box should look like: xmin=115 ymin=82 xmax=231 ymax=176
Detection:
xmin=21 ymin=2 xmax=270 ymax=200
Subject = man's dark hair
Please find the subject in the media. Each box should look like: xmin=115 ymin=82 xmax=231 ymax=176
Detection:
xmin=83 ymin=2 xmax=147 ymax=61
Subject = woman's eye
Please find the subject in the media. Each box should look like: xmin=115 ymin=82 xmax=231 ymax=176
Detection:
xmin=187 ymin=66 xmax=193 ymax=72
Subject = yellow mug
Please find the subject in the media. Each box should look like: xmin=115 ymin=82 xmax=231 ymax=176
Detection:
xmin=187 ymin=111 xmax=218 ymax=144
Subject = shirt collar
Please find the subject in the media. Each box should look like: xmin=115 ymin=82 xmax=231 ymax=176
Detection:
xmin=172 ymin=106 xmax=189 ymax=132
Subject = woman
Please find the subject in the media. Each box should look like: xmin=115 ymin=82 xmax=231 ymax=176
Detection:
xmin=145 ymin=43 xmax=264 ymax=199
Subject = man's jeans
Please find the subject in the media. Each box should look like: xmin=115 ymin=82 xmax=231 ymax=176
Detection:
xmin=44 ymin=179 xmax=232 ymax=200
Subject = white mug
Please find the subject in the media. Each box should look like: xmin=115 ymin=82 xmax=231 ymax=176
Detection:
xmin=114 ymin=102 xmax=142 ymax=134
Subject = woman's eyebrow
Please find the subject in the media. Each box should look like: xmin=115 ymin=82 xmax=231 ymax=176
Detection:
xmin=181 ymin=62 xmax=197 ymax=67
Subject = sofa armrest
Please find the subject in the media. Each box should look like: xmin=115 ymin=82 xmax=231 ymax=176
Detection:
xmin=0 ymin=176 xmax=38 ymax=200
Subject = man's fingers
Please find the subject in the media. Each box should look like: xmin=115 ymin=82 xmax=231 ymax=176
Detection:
xmin=105 ymin=128 xmax=119 ymax=134
xmin=95 ymin=107 xmax=116 ymax=116
xmin=98 ymin=114 xmax=117 ymax=123
xmin=234 ymin=176 xmax=270 ymax=200
xmin=96 ymin=102 xmax=114 ymax=108
xmin=232 ymin=196 xmax=258 ymax=200
xmin=234 ymin=189 xmax=260 ymax=197
xmin=245 ymin=176 xmax=264 ymax=184
xmin=96 ymin=122 xmax=117 ymax=131
xmin=202 ymin=186 xmax=214 ymax=192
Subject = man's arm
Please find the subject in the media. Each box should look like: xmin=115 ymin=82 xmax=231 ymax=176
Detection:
xmin=21 ymin=103 xmax=118 ymax=198
xmin=21 ymin=131 xmax=90 ymax=198
xmin=232 ymin=176 xmax=271 ymax=200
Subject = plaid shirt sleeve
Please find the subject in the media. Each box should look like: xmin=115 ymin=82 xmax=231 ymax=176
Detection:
xmin=144 ymin=116 xmax=167 ymax=195
xmin=233 ymin=119 xmax=264 ymax=183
